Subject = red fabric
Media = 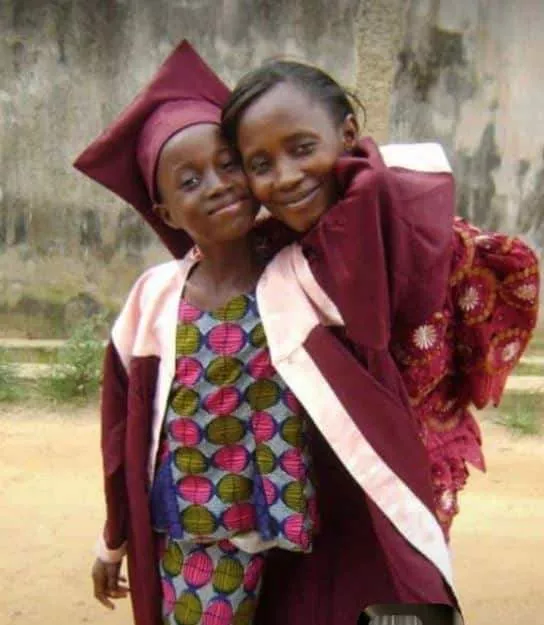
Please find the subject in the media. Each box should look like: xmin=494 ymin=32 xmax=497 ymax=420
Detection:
xmin=392 ymin=217 xmax=539 ymax=534
xmin=73 ymin=40 xmax=230 ymax=258
xmin=100 ymin=343 xmax=129 ymax=550
xmin=255 ymin=416 xmax=455 ymax=625
xmin=302 ymin=136 xmax=539 ymax=538
xmin=301 ymin=137 xmax=454 ymax=352
xmin=303 ymin=326 xmax=456 ymax=604
xmin=124 ymin=354 xmax=163 ymax=625
xmin=100 ymin=344 xmax=163 ymax=625
xmin=305 ymin=326 xmax=435 ymax=512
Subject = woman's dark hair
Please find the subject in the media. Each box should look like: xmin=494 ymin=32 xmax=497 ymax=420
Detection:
xmin=221 ymin=59 xmax=365 ymax=146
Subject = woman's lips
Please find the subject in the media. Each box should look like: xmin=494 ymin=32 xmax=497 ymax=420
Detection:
xmin=276 ymin=185 xmax=321 ymax=212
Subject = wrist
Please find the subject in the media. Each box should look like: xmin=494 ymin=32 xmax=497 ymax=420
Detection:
xmin=94 ymin=534 xmax=126 ymax=563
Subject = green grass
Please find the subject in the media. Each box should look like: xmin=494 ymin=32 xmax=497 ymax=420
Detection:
xmin=37 ymin=316 xmax=106 ymax=403
xmin=494 ymin=392 xmax=543 ymax=436
xmin=0 ymin=349 xmax=25 ymax=402
xmin=3 ymin=346 xmax=60 ymax=365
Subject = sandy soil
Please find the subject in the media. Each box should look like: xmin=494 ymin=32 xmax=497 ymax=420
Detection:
xmin=0 ymin=403 xmax=542 ymax=625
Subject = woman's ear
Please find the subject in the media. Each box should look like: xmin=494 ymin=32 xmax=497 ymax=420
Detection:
xmin=341 ymin=113 xmax=360 ymax=153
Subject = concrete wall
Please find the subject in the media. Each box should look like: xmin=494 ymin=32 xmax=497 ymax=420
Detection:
xmin=0 ymin=0 xmax=403 ymax=336
xmin=390 ymin=0 xmax=544 ymax=253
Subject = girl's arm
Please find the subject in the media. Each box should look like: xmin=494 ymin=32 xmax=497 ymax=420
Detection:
xmin=91 ymin=265 xmax=155 ymax=606
xmin=96 ymin=341 xmax=130 ymax=561
xmin=91 ymin=340 xmax=130 ymax=609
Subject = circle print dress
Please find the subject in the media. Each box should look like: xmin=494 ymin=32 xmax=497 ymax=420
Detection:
xmin=150 ymin=291 xmax=317 ymax=625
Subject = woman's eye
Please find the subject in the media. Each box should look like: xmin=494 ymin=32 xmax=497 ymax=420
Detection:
xmin=294 ymin=142 xmax=316 ymax=156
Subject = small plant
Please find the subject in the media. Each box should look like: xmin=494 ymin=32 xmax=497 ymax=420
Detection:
xmin=40 ymin=316 xmax=106 ymax=402
xmin=495 ymin=391 xmax=543 ymax=436
xmin=0 ymin=348 xmax=24 ymax=402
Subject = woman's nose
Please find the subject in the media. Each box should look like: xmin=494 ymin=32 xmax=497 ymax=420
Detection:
xmin=275 ymin=156 xmax=303 ymax=190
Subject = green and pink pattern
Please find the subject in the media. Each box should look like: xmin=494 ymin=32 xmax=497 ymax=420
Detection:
xmin=150 ymin=292 xmax=316 ymax=552
xmin=158 ymin=537 xmax=265 ymax=625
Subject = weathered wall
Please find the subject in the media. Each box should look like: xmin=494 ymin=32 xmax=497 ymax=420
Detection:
xmin=390 ymin=0 xmax=544 ymax=253
xmin=0 ymin=0 xmax=403 ymax=336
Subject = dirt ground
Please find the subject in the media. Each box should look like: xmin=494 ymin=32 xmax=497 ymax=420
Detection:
xmin=1 ymin=403 xmax=543 ymax=625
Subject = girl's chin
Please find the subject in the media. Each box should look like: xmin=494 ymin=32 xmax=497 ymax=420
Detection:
xmin=226 ymin=218 xmax=258 ymax=241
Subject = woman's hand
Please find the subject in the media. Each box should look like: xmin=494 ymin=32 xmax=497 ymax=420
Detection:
xmin=92 ymin=557 xmax=130 ymax=609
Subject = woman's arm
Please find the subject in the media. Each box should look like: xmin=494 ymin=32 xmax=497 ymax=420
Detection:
xmin=300 ymin=138 xmax=455 ymax=351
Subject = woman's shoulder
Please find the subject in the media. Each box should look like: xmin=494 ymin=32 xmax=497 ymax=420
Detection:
xmin=378 ymin=141 xmax=452 ymax=174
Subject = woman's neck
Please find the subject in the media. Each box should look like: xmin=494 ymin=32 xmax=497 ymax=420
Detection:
xmin=184 ymin=235 xmax=264 ymax=310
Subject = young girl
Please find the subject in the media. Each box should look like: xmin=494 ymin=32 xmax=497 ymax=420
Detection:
xmin=221 ymin=59 xmax=539 ymax=536
xmin=75 ymin=42 xmax=459 ymax=625
xmin=75 ymin=41 xmax=318 ymax=625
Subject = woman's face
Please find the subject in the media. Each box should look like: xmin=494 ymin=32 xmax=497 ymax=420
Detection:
xmin=236 ymin=82 xmax=357 ymax=232
xmin=155 ymin=123 xmax=258 ymax=246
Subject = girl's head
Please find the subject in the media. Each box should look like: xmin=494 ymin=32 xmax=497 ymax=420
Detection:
xmin=151 ymin=121 xmax=256 ymax=249
xmin=222 ymin=60 xmax=362 ymax=232
xmin=74 ymin=40 xmax=257 ymax=257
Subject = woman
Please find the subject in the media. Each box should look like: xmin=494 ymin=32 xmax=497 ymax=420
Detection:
xmin=221 ymin=58 xmax=539 ymax=537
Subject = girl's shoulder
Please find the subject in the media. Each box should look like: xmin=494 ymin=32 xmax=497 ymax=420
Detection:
xmin=109 ymin=255 xmax=196 ymax=366
xmin=114 ymin=255 xmax=194 ymax=325
xmin=134 ymin=258 xmax=188 ymax=290
xmin=127 ymin=254 xmax=196 ymax=304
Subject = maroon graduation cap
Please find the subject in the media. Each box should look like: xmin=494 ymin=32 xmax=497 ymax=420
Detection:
xmin=73 ymin=39 xmax=230 ymax=258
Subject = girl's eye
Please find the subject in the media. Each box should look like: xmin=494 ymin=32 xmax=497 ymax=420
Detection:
xmin=293 ymin=141 xmax=316 ymax=156
xmin=248 ymin=158 xmax=270 ymax=176
xmin=180 ymin=175 xmax=200 ymax=190
xmin=220 ymin=158 xmax=238 ymax=172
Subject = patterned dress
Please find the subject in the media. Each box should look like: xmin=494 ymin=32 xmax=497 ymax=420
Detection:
xmin=150 ymin=291 xmax=316 ymax=625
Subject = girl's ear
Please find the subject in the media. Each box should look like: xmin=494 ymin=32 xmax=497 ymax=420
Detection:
xmin=341 ymin=113 xmax=359 ymax=153
xmin=152 ymin=202 xmax=173 ymax=227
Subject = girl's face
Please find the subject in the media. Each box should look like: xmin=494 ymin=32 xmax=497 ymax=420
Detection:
xmin=236 ymin=82 xmax=358 ymax=232
xmin=155 ymin=123 xmax=258 ymax=246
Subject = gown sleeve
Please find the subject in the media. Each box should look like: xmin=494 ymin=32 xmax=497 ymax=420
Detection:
xmin=300 ymin=138 xmax=540 ymax=537
xmin=94 ymin=268 xmax=155 ymax=562
xmin=95 ymin=340 xmax=129 ymax=562
xmin=300 ymin=137 xmax=455 ymax=352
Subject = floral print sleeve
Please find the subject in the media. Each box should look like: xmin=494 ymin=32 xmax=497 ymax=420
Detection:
xmin=391 ymin=217 xmax=540 ymax=537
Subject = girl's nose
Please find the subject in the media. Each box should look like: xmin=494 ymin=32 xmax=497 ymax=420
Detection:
xmin=206 ymin=169 xmax=232 ymax=197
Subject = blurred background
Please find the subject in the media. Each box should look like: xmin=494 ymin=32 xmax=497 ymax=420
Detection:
xmin=0 ymin=0 xmax=542 ymax=336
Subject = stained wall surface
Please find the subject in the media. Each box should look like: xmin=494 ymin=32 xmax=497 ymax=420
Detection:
xmin=0 ymin=0 xmax=403 ymax=335
xmin=391 ymin=0 xmax=544 ymax=252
